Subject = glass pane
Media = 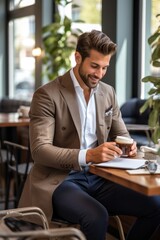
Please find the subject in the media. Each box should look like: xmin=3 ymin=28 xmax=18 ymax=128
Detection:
xmin=67 ymin=0 xmax=101 ymax=67
xmin=151 ymin=0 xmax=160 ymax=77
xmin=9 ymin=16 xmax=35 ymax=100
xmin=141 ymin=0 xmax=160 ymax=99
xmin=72 ymin=0 xmax=101 ymax=31
xmin=9 ymin=0 xmax=35 ymax=10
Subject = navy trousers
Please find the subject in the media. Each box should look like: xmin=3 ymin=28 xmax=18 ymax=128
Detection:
xmin=52 ymin=167 xmax=160 ymax=240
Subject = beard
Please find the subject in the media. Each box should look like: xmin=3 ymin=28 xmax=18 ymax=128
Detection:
xmin=78 ymin=64 xmax=100 ymax=89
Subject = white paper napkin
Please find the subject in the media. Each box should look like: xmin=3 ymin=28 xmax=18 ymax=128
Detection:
xmin=126 ymin=164 xmax=160 ymax=175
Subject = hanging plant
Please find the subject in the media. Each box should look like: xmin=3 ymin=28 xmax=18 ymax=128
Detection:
xmin=42 ymin=0 xmax=83 ymax=81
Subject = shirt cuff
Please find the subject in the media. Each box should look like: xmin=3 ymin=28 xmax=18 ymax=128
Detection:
xmin=78 ymin=149 xmax=90 ymax=166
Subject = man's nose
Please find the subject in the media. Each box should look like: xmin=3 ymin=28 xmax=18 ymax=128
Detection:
xmin=95 ymin=68 xmax=104 ymax=78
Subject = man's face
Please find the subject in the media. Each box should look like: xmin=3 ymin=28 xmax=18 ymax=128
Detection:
xmin=75 ymin=49 xmax=111 ymax=89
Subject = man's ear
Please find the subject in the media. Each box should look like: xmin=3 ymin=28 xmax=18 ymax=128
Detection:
xmin=75 ymin=51 xmax=82 ymax=64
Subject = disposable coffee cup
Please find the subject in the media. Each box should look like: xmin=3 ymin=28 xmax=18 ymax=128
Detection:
xmin=18 ymin=106 xmax=30 ymax=118
xmin=115 ymin=136 xmax=133 ymax=157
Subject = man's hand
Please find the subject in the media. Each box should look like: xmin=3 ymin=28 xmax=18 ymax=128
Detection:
xmin=128 ymin=141 xmax=137 ymax=157
xmin=86 ymin=142 xmax=122 ymax=164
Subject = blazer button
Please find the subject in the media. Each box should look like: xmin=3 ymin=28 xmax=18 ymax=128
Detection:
xmin=52 ymin=180 xmax=59 ymax=185
xmin=62 ymin=127 xmax=66 ymax=130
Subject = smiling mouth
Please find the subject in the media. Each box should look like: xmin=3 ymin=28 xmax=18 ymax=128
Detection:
xmin=89 ymin=75 xmax=99 ymax=83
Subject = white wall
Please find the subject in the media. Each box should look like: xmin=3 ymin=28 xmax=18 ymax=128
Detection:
xmin=116 ymin=0 xmax=133 ymax=107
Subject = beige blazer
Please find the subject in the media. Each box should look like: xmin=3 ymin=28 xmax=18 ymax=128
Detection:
xmin=19 ymin=71 xmax=129 ymax=225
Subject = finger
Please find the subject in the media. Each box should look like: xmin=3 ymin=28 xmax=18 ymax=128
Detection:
xmin=106 ymin=143 xmax=122 ymax=155
xmin=102 ymin=153 xmax=116 ymax=161
xmin=131 ymin=141 xmax=137 ymax=150
xmin=105 ymin=149 xmax=120 ymax=160
xmin=129 ymin=148 xmax=137 ymax=157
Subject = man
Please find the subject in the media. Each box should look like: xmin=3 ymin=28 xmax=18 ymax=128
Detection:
xmin=19 ymin=30 xmax=160 ymax=240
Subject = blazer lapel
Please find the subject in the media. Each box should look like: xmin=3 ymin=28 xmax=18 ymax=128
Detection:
xmin=59 ymin=72 xmax=81 ymax=141
xmin=95 ymin=87 xmax=106 ymax=144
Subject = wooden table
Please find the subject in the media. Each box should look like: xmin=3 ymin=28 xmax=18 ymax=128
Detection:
xmin=90 ymin=157 xmax=160 ymax=239
xmin=0 ymin=112 xmax=30 ymax=152
xmin=0 ymin=112 xmax=30 ymax=159
xmin=89 ymin=164 xmax=160 ymax=196
xmin=0 ymin=113 xmax=30 ymax=127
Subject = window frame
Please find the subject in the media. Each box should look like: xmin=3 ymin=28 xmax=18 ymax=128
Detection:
xmin=6 ymin=0 xmax=42 ymax=99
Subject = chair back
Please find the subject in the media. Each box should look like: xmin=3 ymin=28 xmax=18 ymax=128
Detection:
xmin=3 ymin=140 xmax=33 ymax=208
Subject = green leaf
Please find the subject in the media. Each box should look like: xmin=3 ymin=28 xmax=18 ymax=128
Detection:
xmin=148 ymin=109 xmax=159 ymax=127
xmin=148 ymin=88 xmax=158 ymax=95
xmin=140 ymin=100 xmax=149 ymax=113
xmin=152 ymin=60 xmax=160 ymax=67
xmin=152 ymin=44 xmax=160 ymax=61
xmin=148 ymin=32 xmax=160 ymax=45
xmin=152 ymin=126 xmax=160 ymax=144
xmin=141 ymin=76 xmax=151 ymax=82
xmin=142 ymin=76 xmax=160 ymax=84
xmin=63 ymin=16 xmax=72 ymax=31
xmin=73 ymin=19 xmax=85 ymax=23
xmin=72 ymin=4 xmax=80 ymax=8
xmin=148 ymin=97 xmax=154 ymax=108
xmin=141 ymin=76 xmax=160 ymax=84
xmin=154 ymin=99 xmax=160 ymax=110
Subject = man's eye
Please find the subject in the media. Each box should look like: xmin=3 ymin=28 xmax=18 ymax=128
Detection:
xmin=91 ymin=65 xmax=108 ymax=71
xmin=91 ymin=65 xmax=97 ymax=68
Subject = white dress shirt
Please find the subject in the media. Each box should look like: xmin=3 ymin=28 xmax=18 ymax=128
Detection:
xmin=70 ymin=69 xmax=98 ymax=166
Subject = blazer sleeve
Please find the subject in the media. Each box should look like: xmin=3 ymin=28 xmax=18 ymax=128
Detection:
xmin=29 ymin=83 xmax=81 ymax=171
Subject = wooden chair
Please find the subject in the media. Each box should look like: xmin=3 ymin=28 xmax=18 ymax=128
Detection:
xmin=109 ymin=215 xmax=125 ymax=240
xmin=0 ymin=142 xmax=7 ymax=207
xmin=3 ymin=140 xmax=33 ymax=209
xmin=0 ymin=207 xmax=86 ymax=240
xmin=52 ymin=215 xmax=125 ymax=240
xmin=0 ymin=206 xmax=49 ymax=230
xmin=0 ymin=228 xmax=86 ymax=240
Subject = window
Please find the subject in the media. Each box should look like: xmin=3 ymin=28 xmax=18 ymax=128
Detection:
xmin=140 ymin=0 xmax=160 ymax=99
xmin=72 ymin=0 xmax=101 ymax=32
xmin=9 ymin=0 xmax=35 ymax=10
xmin=9 ymin=15 xmax=35 ymax=100
xmin=71 ymin=0 xmax=102 ymax=66
xmin=7 ymin=0 xmax=101 ymax=100
xmin=7 ymin=0 xmax=42 ymax=101
xmin=150 ymin=0 xmax=160 ymax=76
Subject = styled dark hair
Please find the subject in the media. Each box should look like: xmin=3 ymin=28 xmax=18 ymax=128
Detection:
xmin=76 ymin=30 xmax=117 ymax=61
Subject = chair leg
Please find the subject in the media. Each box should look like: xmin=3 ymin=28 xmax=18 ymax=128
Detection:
xmin=53 ymin=216 xmax=125 ymax=240
xmin=5 ymin=166 xmax=11 ymax=209
xmin=112 ymin=216 xmax=125 ymax=240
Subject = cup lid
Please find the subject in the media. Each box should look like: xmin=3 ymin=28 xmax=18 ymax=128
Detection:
xmin=116 ymin=136 xmax=133 ymax=144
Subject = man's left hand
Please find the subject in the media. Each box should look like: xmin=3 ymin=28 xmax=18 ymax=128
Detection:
xmin=129 ymin=141 xmax=137 ymax=157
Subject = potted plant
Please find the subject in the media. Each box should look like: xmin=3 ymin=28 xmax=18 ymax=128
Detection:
xmin=42 ymin=0 xmax=83 ymax=81
xmin=140 ymin=14 xmax=160 ymax=145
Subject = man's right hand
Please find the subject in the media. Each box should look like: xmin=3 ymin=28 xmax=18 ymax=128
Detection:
xmin=86 ymin=142 xmax=122 ymax=164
